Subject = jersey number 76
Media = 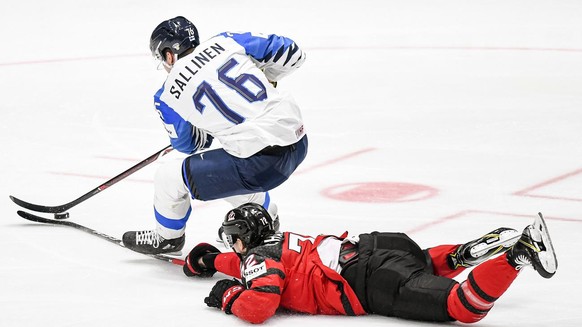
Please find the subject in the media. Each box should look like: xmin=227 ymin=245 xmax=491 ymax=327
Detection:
xmin=193 ymin=58 xmax=267 ymax=124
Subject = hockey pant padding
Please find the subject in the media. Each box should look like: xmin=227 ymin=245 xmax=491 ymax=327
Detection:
xmin=350 ymin=232 xmax=456 ymax=322
xmin=447 ymin=254 xmax=519 ymax=323
xmin=182 ymin=136 xmax=307 ymax=201
xmin=153 ymin=158 xmax=192 ymax=239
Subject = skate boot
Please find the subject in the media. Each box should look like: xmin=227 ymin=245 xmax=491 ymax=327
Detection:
xmin=122 ymin=230 xmax=185 ymax=255
xmin=507 ymin=212 xmax=558 ymax=278
xmin=449 ymin=227 xmax=521 ymax=269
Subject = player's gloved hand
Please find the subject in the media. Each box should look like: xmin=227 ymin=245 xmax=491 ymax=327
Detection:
xmin=183 ymin=243 xmax=220 ymax=278
xmin=204 ymin=279 xmax=244 ymax=314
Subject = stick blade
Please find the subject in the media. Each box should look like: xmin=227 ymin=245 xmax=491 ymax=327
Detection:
xmin=10 ymin=195 xmax=66 ymax=213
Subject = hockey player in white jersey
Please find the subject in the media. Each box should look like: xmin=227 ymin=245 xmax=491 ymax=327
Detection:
xmin=122 ymin=16 xmax=308 ymax=255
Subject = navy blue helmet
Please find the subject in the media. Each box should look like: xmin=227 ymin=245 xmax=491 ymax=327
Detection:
xmin=149 ymin=16 xmax=200 ymax=61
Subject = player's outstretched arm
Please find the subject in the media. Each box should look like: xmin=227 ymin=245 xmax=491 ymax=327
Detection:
xmin=221 ymin=31 xmax=306 ymax=82
xmin=182 ymin=242 xmax=242 ymax=278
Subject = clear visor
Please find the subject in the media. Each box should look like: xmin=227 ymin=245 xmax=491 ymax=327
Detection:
xmin=153 ymin=52 xmax=175 ymax=71
xmin=151 ymin=40 xmax=163 ymax=61
xmin=151 ymin=41 xmax=168 ymax=70
xmin=154 ymin=57 xmax=165 ymax=70
xmin=221 ymin=221 xmax=248 ymax=250
xmin=152 ymin=52 xmax=168 ymax=71
xmin=222 ymin=233 xmax=239 ymax=250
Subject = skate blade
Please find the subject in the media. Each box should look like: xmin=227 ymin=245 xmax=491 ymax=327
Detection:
xmin=534 ymin=212 xmax=558 ymax=277
xmin=163 ymin=250 xmax=183 ymax=256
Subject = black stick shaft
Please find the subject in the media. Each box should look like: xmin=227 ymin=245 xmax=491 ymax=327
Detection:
xmin=10 ymin=145 xmax=173 ymax=213
xmin=17 ymin=210 xmax=185 ymax=265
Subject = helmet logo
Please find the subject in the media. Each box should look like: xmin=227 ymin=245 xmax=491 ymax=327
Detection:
xmin=172 ymin=42 xmax=180 ymax=51
xmin=227 ymin=211 xmax=236 ymax=221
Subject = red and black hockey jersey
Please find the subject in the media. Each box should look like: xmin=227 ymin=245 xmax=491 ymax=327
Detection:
xmin=213 ymin=231 xmax=366 ymax=323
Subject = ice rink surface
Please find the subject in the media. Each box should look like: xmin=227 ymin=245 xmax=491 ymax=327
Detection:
xmin=1 ymin=0 xmax=581 ymax=326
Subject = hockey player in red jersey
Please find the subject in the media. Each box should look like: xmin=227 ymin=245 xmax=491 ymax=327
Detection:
xmin=183 ymin=203 xmax=558 ymax=324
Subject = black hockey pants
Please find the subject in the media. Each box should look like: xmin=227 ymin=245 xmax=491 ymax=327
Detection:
xmin=341 ymin=232 xmax=457 ymax=322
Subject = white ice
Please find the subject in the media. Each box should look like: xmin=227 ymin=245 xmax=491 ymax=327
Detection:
xmin=1 ymin=1 xmax=581 ymax=326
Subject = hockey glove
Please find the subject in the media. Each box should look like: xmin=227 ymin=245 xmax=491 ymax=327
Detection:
xmin=204 ymin=279 xmax=244 ymax=314
xmin=183 ymin=243 xmax=220 ymax=278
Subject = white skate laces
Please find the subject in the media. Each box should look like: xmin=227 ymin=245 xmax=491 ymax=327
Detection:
xmin=135 ymin=230 xmax=162 ymax=248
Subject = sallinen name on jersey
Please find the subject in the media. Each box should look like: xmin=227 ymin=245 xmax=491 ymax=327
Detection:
xmin=169 ymin=42 xmax=226 ymax=99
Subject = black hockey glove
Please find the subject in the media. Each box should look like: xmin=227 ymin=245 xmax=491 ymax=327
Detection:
xmin=204 ymin=279 xmax=244 ymax=314
xmin=183 ymin=243 xmax=220 ymax=278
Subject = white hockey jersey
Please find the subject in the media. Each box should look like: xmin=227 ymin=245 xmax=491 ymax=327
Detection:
xmin=154 ymin=32 xmax=306 ymax=158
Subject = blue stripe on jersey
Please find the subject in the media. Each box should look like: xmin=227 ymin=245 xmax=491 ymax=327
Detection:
xmin=154 ymin=87 xmax=197 ymax=154
xmin=220 ymin=32 xmax=295 ymax=63
xmin=154 ymin=206 xmax=192 ymax=230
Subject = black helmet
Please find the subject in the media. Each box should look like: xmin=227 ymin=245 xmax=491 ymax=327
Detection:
xmin=149 ymin=16 xmax=200 ymax=61
xmin=222 ymin=203 xmax=277 ymax=249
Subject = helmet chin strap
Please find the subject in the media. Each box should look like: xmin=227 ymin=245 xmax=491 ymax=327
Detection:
xmin=162 ymin=61 xmax=173 ymax=71
xmin=161 ymin=53 xmax=178 ymax=71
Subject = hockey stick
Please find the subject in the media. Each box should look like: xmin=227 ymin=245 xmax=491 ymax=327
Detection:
xmin=10 ymin=145 xmax=173 ymax=219
xmin=17 ymin=210 xmax=185 ymax=265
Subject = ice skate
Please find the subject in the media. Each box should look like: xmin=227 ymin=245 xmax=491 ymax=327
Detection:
xmin=507 ymin=212 xmax=558 ymax=278
xmin=449 ymin=227 xmax=521 ymax=269
xmin=122 ymin=230 xmax=185 ymax=255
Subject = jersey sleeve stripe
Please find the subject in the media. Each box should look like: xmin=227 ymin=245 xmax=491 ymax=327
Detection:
xmin=273 ymin=46 xmax=286 ymax=63
xmin=291 ymin=53 xmax=304 ymax=67
xmin=249 ymin=285 xmax=281 ymax=295
xmin=266 ymin=267 xmax=286 ymax=279
xmin=283 ymin=44 xmax=300 ymax=66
